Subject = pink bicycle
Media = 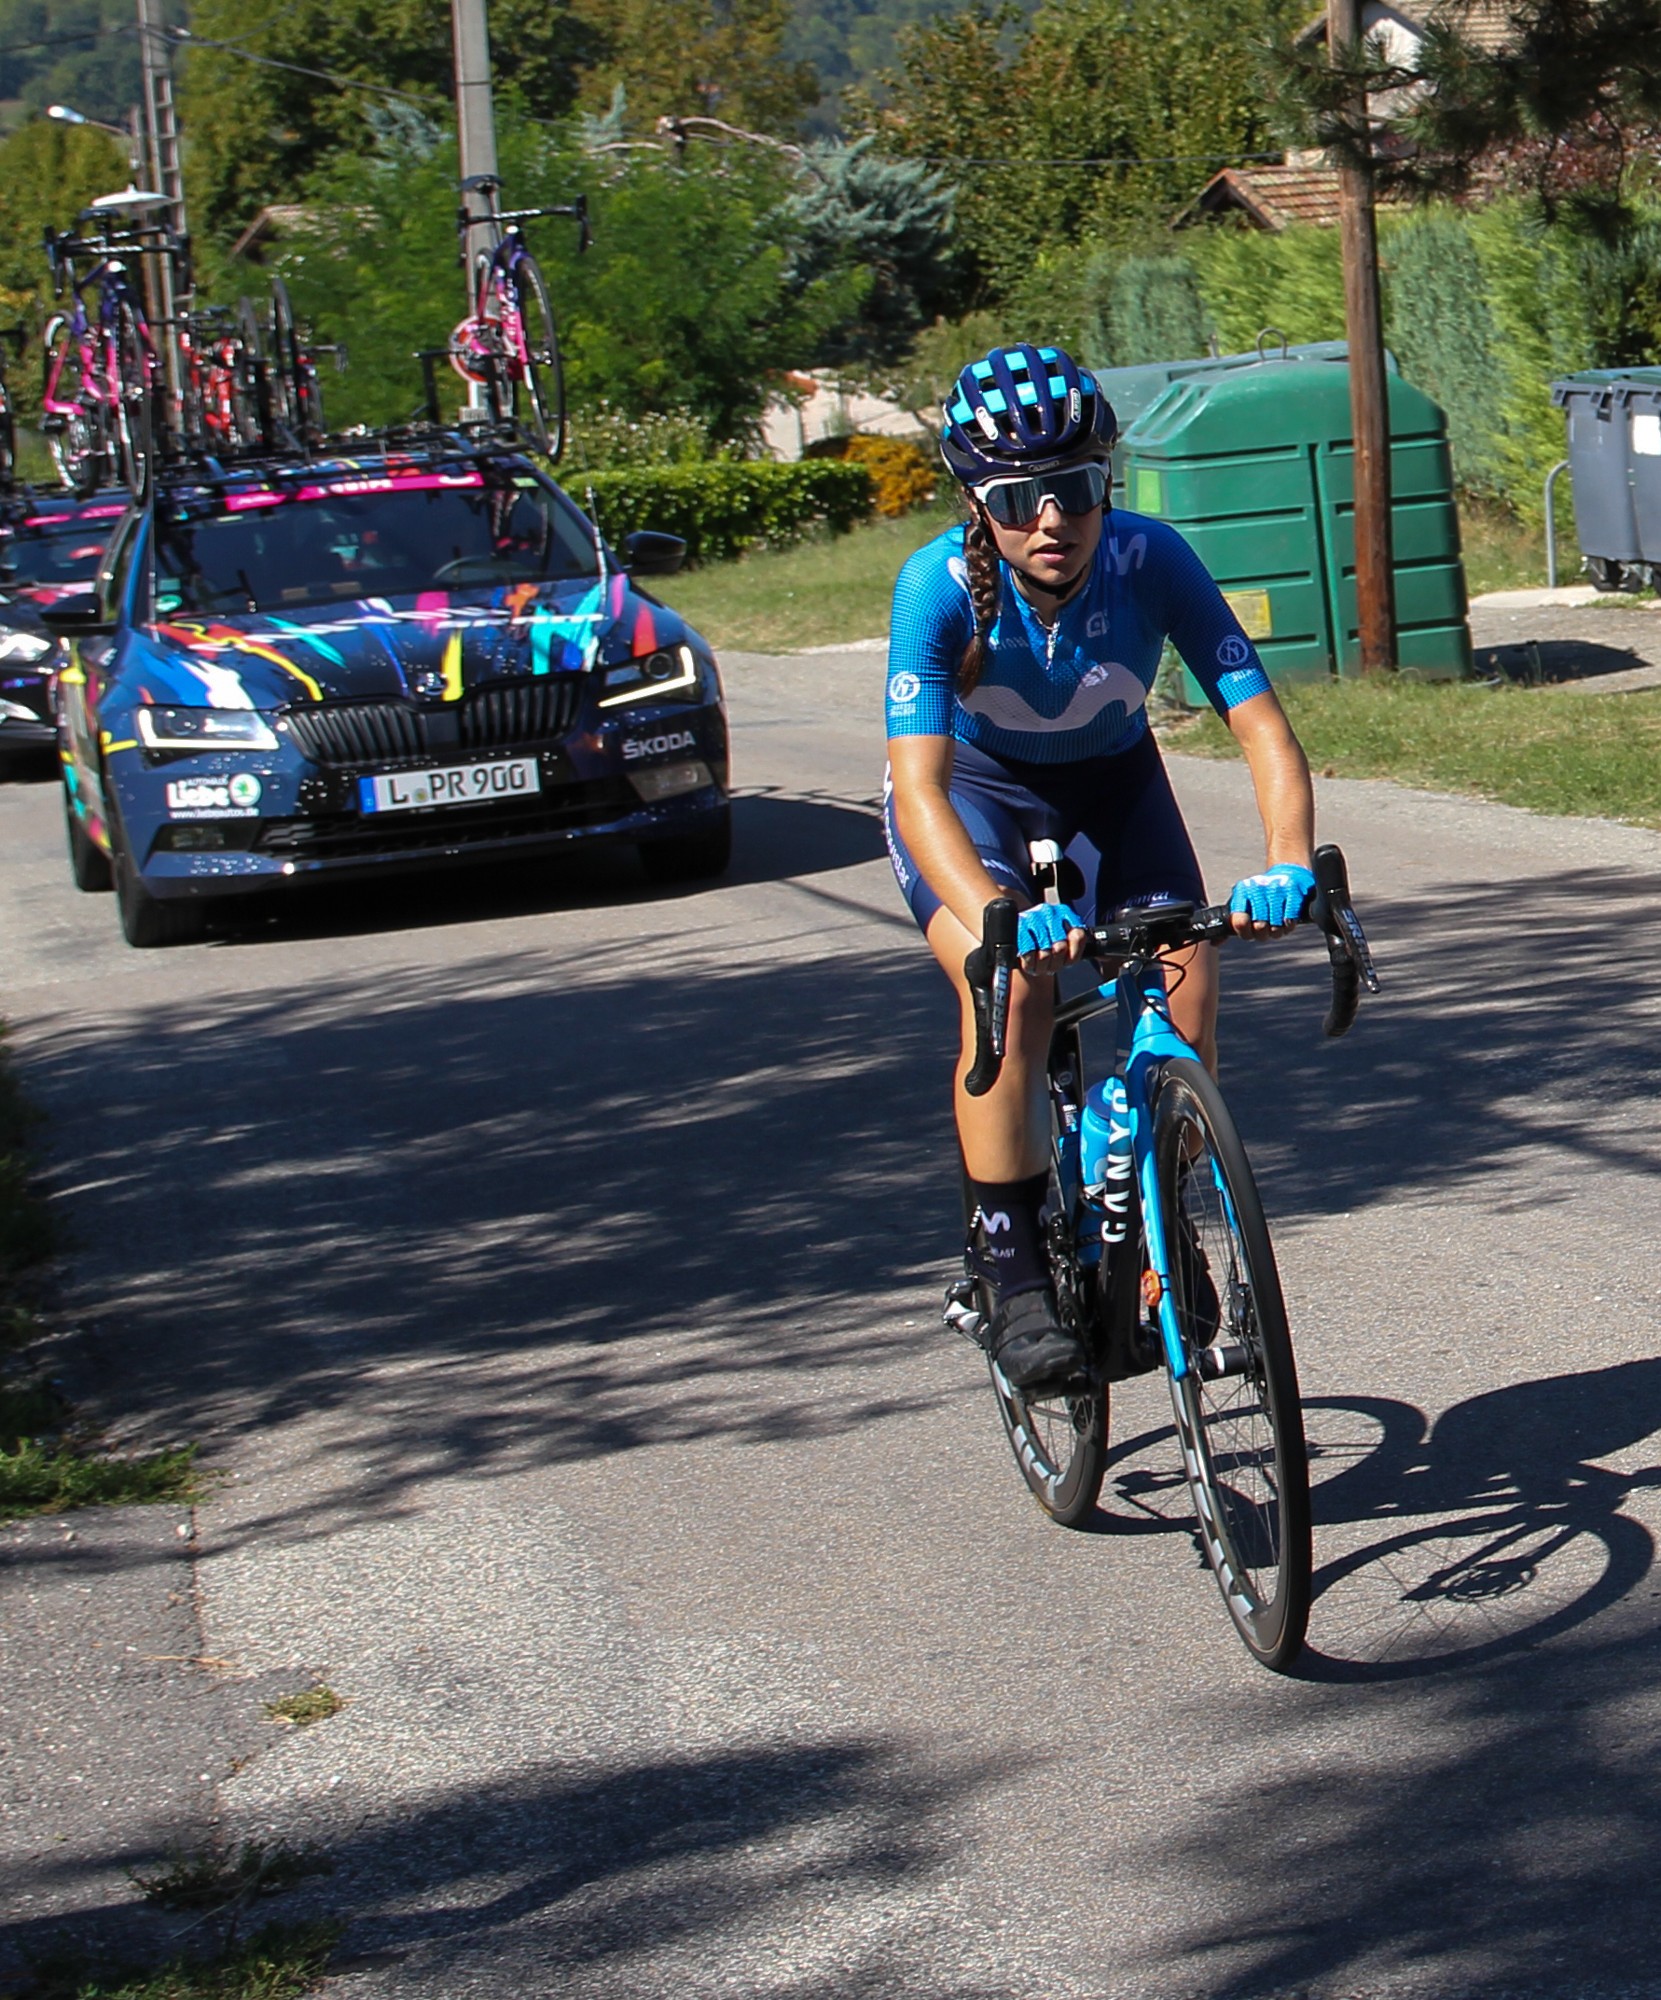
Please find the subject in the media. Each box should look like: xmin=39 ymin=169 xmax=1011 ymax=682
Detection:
xmin=41 ymin=199 xmax=165 ymax=500
xmin=448 ymin=173 xmax=588 ymax=460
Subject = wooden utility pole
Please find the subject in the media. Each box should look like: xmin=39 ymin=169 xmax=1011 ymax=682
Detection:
xmin=136 ymin=0 xmax=183 ymax=423
xmin=453 ymin=0 xmax=498 ymax=415
xmin=1329 ymin=0 xmax=1397 ymax=673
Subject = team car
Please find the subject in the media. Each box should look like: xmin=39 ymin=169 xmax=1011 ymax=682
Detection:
xmin=0 ymin=491 xmax=126 ymax=766
xmin=49 ymin=439 xmax=730 ymax=945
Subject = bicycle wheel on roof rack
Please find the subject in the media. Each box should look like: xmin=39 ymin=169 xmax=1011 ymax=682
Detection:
xmin=0 ymin=378 xmax=14 ymax=488
xmin=234 ymin=295 xmax=269 ymax=447
xmin=508 ymin=253 xmax=565 ymax=460
xmin=113 ymin=300 xmax=154 ymax=502
xmin=268 ymin=276 xmax=301 ymax=436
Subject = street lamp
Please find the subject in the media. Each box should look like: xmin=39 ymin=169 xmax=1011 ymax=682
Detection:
xmin=47 ymin=103 xmax=145 ymax=184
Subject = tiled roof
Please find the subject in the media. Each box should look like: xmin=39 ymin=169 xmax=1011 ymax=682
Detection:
xmin=1296 ymin=0 xmax=1523 ymax=49
xmin=1174 ymin=164 xmax=1345 ymax=230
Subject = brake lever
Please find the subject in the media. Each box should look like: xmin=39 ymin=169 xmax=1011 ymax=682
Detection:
xmin=1310 ymin=843 xmax=1380 ymax=1039
xmin=963 ymin=899 xmax=1019 ymax=1098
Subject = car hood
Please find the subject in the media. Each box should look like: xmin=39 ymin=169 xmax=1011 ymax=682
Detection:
xmin=124 ymin=574 xmax=694 ymax=710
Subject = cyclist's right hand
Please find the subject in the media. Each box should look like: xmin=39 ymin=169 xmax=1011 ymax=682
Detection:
xmin=1017 ymin=900 xmax=1087 ymax=969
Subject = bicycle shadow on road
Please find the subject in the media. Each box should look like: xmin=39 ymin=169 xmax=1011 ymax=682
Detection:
xmin=1300 ymin=1355 xmax=1661 ymax=1681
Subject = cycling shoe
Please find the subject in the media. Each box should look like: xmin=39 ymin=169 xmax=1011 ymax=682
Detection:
xmin=987 ymin=1284 xmax=1087 ymax=1391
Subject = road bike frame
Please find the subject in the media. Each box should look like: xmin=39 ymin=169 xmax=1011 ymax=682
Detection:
xmin=42 ymin=225 xmax=160 ymax=498
xmin=956 ymin=844 xmax=1379 ymax=1668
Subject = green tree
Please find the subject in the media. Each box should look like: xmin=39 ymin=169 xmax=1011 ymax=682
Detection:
xmin=180 ymin=0 xmax=605 ymax=240
xmin=576 ymin=0 xmax=818 ymax=132
xmin=785 ymin=136 xmax=956 ymax=364
xmin=0 ymin=116 xmax=128 ymax=407
xmin=276 ymin=112 xmax=862 ymax=447
xmin=852 ymin=0 xmax=1300 ymax=309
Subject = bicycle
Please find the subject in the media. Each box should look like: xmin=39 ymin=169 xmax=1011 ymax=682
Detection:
xmin=0 ymin=325 xmax=21 ymax=489
xmin=449 ymin=172 xmax=589 ymax=460
xmin=945 ymin=843 xmax=1379 ymax=1671
xmin=177 ymin=298 xmax=267 ymax=454
xmin=41 ymin=200 xmax=165 ymax=500
xmin=267 ymin=275 xmax=340 ymax=448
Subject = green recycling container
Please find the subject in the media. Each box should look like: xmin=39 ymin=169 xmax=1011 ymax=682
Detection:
xmin=1120 ymin=359 xmax=1470 ymax=697
xmin=1091 ymin=341 xmax=1390 ymax=484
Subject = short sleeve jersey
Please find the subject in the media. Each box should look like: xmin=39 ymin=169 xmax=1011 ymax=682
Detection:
xmin=883 ymin=511 xmax=1272 ymax=765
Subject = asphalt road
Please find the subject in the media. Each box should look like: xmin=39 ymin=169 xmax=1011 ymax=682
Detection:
xmin=7 ymin=651 xmax=1661 ymax=1998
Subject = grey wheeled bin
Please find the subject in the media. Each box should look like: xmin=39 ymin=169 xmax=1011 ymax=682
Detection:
xmin=1623 ymin=378 xmax=1661 ymax=586
xmin=1551 ymin=372 xmax=1643 ymax=589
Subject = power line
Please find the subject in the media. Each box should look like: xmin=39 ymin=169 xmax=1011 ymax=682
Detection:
xmin=0 ymin=24 xmax=135 ymax=61
xmin=918 ymin=149 xmax=1286 ymax=167
xmin=167 ymin=27 xmax=444 ymax=109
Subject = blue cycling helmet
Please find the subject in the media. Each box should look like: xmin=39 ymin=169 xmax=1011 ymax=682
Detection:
xmin=940 ymin=343 xmax=1118 ymax=485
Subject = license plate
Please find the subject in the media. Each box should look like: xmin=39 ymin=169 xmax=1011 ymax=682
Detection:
xmin=357 ymin=758 xmax=541 ymax=815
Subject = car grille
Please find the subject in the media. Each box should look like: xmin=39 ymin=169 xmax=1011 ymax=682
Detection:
xmin=282 ymin=678 xmax=585 ymax=768
xmin=251 ymin=779 xmax=639 ymax=861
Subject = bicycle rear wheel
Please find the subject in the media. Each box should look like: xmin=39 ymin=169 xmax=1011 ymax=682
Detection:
xmin=0 ymin=380 xmax=14 ymax=488
xmin=509 ymin=254 xmax=565 ymax=460
xmin=113 ymin=303 xmax=154 ymax=501
xmin=985 ymin=1024 xmax=1109 ymax=1528
xmin=1152 ymin=1056 xmax=1310 ymax=1670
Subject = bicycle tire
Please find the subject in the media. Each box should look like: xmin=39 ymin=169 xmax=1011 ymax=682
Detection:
xmin=986 ymin=1020 xmax=1109 ymax=1528
xmin=113 ymin=301 xmax=153 ymax=502
xmin=233 ymin=296 xmax=267 ymax=446
xmin=510 ymin=253 xmax=565 ymax=460
xmin=0 ymin=379 xmax=14 ymax=489
xmin=268 ymin=277 xmax=300 ymax=433
xmin=1152 ymin=1056 xmax=1311 ymax=1669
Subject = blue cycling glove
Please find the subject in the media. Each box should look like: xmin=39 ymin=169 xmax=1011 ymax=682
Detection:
xmin=1017 ymin=901 xmax=1087 ymax=955
xmin=1228 ymin=863 xmax=1315 ymax=929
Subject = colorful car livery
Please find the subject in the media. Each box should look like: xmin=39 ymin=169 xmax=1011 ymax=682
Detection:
xmin=51 ymin=440 xmax=730 ymax=944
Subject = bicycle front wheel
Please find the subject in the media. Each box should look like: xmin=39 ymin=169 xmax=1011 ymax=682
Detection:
xmin=510 ymin=254 xmax=565 ymax=460
xmin=1153 ymin=1056 xmax=1310 ymax=1669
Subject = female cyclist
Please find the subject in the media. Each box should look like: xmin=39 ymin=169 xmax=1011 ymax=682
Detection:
xmin=884 ymin=343 xmax=1317 ymax=1391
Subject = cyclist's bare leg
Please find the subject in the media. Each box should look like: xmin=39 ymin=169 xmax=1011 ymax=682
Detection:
xmin=925 ymin=903 xmax=1053 ymax=1180
xmin=1165 ymin=940 xmax=1219 ymax=1076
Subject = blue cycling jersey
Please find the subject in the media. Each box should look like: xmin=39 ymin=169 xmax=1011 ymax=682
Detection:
xmin=884 ymin=511 xmax=1273 ymax=764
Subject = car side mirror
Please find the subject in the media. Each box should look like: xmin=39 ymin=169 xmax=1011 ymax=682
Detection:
xmin=622 ymin=530 xmax=686 ymax=577
xmin=37 ymin=594 xmax=111 ymax=635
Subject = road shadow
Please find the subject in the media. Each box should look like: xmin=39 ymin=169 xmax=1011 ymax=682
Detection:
xmin=1206 ymin=863 xmax=1661 ymax=1215
xmin=1 ymin=1736 xmax=1002 ymax=1997
xmin=194 ymin=790 xmax=886 ymax=950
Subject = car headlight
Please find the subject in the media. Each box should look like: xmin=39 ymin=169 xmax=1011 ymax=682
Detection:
xmin=136 ymin=706 xmax=279 ymax=752
xmin=598 ymin=643 xmax=700 ymax=710
xmin=0 ymin=630 xmax=51 ymax=662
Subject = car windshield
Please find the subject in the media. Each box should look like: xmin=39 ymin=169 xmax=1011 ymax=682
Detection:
xmin=0 ymin=519 xmax=114 ymax=591
xmin=152 ymin=470 xmax=600 ymax=617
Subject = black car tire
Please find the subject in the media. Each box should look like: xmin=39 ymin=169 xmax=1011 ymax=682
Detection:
xmin=639 ymin=807 xmax=732 ymax=886
xmin=112 ymin=814 xmax=204 ymax=947
xmin=64 ymin=787 xmax=112 ymax=892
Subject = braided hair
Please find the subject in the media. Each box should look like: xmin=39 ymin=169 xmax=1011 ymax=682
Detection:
xmin=958 ymin=505 xmax=1002 ymax=698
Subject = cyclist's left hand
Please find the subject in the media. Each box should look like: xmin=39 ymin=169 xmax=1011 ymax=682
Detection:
xmin=1228 ymin=863 xmax=1315 ymax=937
xmin=1017 ymin=899 xmax=1088 ymax=972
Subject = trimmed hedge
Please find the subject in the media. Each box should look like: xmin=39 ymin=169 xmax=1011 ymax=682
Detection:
xmin=572 ymin=461 xmax=874 ymax=565
xmin=1086 ymin=199 xmax=1661 ymax=521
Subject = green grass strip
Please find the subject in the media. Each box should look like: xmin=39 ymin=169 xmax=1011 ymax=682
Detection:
xmin=28 ymin=1921 xmax=340 ymax=2000
xmin=0 ymin=1439 xmax=202 ymax=1520
xmin=1163 ymin=675 xmax=1661 ymax=828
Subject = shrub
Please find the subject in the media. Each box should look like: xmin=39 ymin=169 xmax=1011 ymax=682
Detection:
xmin=837 ymin=435 xmax=938 ymax=516
xmin=568 ymin=403 xmax=716 ymax=471
xmin=574 ymin=461 xmax=872 ymax=564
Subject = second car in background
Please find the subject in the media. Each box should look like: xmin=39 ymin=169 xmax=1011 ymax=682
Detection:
xmin=0 ymin=490 xmax=125 ymax=767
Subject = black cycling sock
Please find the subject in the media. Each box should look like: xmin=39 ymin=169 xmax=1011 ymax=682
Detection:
xmin=967 ymin=1172 xmax=1049 ymax=1296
